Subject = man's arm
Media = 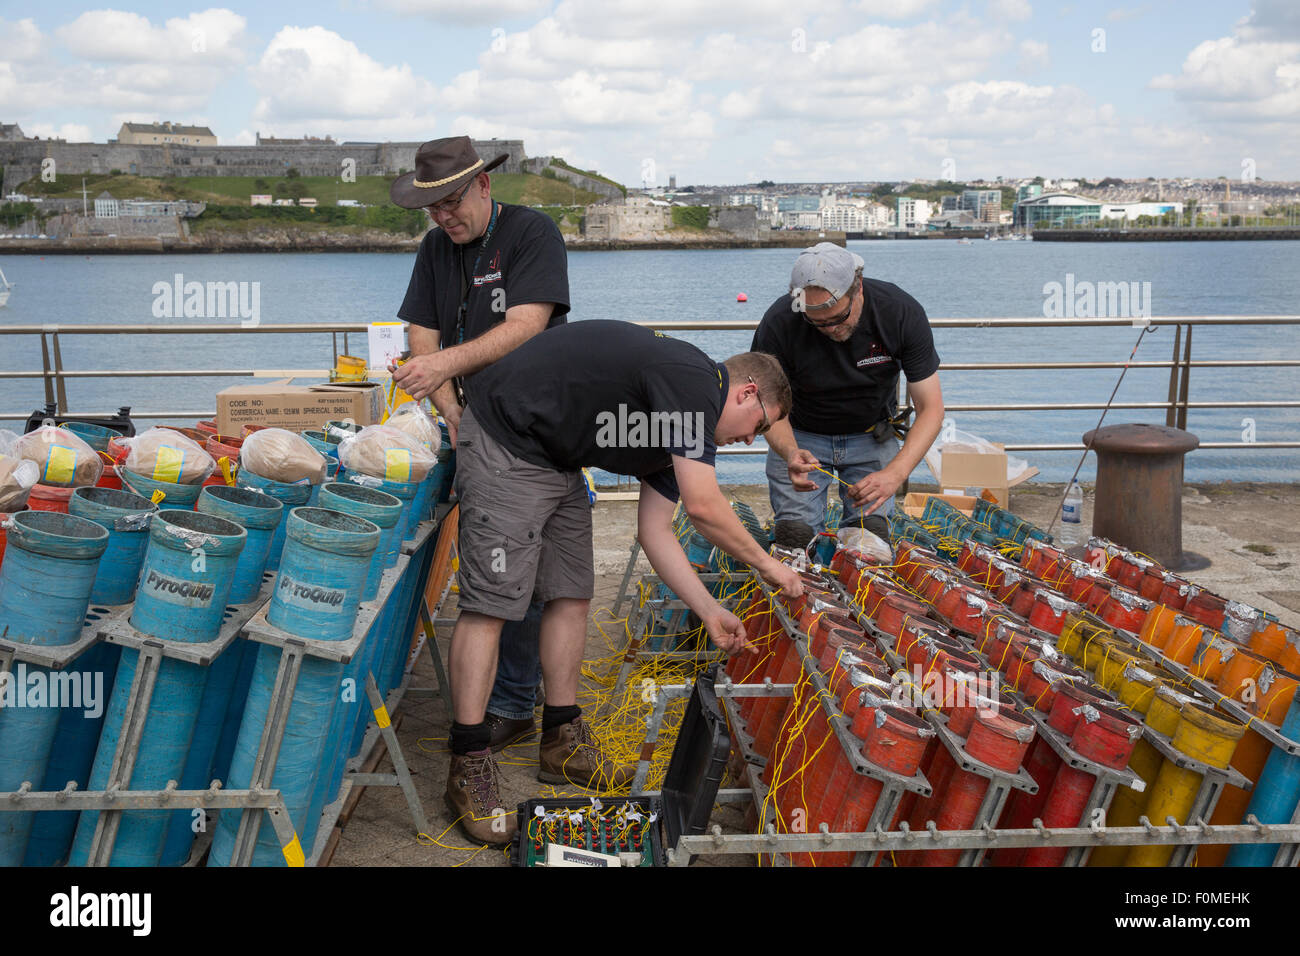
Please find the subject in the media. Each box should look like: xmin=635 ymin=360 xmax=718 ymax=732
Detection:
xmin=636 ymin=484 xmax=751 ymax=653
xmin=848 ymin=372 xmax=945 ymax=515
xmin=672 ymin=456 xmax=802 ymax=597
xmin=406 ymin=324 xmax=463 ymax=440
xmin=393 ymin=302 xmax=555 ymax=401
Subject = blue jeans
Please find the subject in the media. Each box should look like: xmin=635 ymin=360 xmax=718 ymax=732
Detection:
xmin=486 ymin=599 xmax=543 ymax=720
xmin=766 ymin=428 xmax=900 ymax=531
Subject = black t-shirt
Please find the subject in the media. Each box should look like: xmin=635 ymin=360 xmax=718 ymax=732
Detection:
xmin=397 ymin=202 xmax=571 ymax=402
xmin=470 ymin=321 xmax=726 ymax=503
xmin=751 ymin=277 xmax=940 ymax=435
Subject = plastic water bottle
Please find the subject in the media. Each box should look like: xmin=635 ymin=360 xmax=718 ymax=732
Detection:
xmin=1059 ymin=480 xmax=1083 ymax=547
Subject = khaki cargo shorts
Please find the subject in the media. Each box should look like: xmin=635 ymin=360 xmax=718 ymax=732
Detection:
xmin=452 ymin=407 xmax=594 ymax=622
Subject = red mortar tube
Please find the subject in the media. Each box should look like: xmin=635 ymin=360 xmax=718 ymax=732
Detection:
xmin=1021 ymin=704 xmax=1143 ymax=867
xmin=817 ymin=707 xmax=934 ymax=867
xmin=914 ymin=709 xmax=1035 ymax=867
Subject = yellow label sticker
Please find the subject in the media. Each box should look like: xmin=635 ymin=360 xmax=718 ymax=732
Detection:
xmin=152 ymin=445 xmax=185 ymax=484
xmin=150 ymin=489 xmax=166 ymax=505
xmin=384 ymin=448 xmax=412 ymax=482
xmin=282 ymin=834 xmax=306 ymax=867
xmin=374 ymin=705 xmax=391 ymax=729
xmin=220 ymin=456 xmax=236 ymax=486
xmin=44 ymin=445 xmax=77 ymax=485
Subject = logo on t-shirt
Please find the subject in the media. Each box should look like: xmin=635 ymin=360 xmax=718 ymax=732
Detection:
xmin=855 ymin=341 xmax=892 ymax=368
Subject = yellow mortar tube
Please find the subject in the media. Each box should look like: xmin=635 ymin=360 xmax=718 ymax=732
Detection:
xmin=1124 ymin=703 xmax=1244 ymax=867
xmin=1090 ymin=679 xmax=1190 ymax=866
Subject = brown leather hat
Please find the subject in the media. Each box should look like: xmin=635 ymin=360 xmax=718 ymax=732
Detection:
xmin=390 ymin=135 xmax=508 ymax=209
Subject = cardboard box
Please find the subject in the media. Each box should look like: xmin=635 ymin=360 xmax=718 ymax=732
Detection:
xmin=939 ymin=443 xmax=1038 ymax=509
xmin=903 ymin=492 xmax=978 ymax=519
xmin=215 ymin=380 xmax=385 ymax=435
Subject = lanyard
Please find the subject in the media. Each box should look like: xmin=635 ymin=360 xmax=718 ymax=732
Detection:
xmin=451 ymin=201 xmax=500 ymax=405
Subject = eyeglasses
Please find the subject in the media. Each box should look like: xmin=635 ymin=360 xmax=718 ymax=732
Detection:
xmin=747 ymin=376 xmax=771 ymax=435
xmin=801 ymin=285 xmax=856 ymax=329
xmin=426 ymin=178 xmax=475 ymax=216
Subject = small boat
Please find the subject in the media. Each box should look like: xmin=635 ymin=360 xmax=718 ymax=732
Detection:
xmin=0 ymin=267 xmax=11 ymax=308
xmin=956 ymin=238 xmax=973 ymax=245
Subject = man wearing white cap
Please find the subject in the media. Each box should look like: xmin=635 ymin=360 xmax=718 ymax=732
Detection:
xmin=752 ymin=243 xmax=945 ymax=557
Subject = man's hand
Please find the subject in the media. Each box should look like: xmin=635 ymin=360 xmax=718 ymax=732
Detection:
xmin=848 ymin=466 xmax=905 ymax=516
xmin=788 ymin=448 xmax=821 ymax=491
xmin=702 ymin=608 xmax=754 ymax=655
xmin=391 ymin=352 xmax=452 ymax=402
xmin=759 ymin=558 xmax=803 ymax=599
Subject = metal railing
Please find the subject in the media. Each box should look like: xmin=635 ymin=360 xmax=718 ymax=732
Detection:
xmin=1 ymin=316 xmax=1297 ymax=453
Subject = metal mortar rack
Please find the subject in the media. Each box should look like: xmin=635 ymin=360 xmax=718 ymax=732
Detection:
xmin=236 ymin=520 xmax=437 ymax=865
xmin=0 ymin=518 xmax=444 ymax=868
xmin=823 ymin=575 xmax=1039 ymax=867
xmin=880 ymin=590 xmax=1153 ymax=867
xmin=0 ymin=571 xmax=297 ymax=866
xmin=1099 ymin=616 xmax=1297 ymax=866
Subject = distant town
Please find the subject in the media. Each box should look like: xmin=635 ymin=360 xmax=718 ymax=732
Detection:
xmin=2 ymin=121 xmax=1298 ymax=248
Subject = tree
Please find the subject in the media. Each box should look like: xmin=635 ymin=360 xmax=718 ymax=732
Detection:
xmin=757 ymin=180 xmax=775 ymax=188
xmin=254 ymin=178 xmax=270 ymax=191
xmin=285 ymin=167 xmax=300 ymax=179
xmin=286 ymin=180 xmax=308 ymax=200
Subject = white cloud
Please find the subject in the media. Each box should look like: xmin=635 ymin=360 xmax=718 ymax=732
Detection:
xmin=1237 ymin=0 xmax=1300 ymax=42
xmin=1151 ymin=33 xmax=1300 ymax=121
xmin=25 ymin=122 xmax=94 ymax=142
xmin=0 ymin=9 xmax=251 ymax=135
xmin=249 ymin=27 xmax=439 ymax=138
xmin=55 ymin=8 xmax=247 ymax=64
xmin=853 ymin=0 xmax=940 ymax=18
xmin=374 ymin=0 xmax=553 ymax=23
xmin=988 ymin=0 xmax=1033 ymax=22
xmin=0 ymin=17 xmax=46 ymax=62
xmin=1018 ymin=38 xmax=1050 ymax=71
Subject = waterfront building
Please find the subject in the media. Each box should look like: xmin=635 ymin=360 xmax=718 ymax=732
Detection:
xmin=93 ymin=192 xmax=119 ymax=219
xmin=116 ymin=121 xmax=217 ymax=146
xmin=961 ymin=189 xmax=1002 ymax=222
xmin=1099 ymin=201 xmax=1185 ymax=222
xmin=897 ymin=197 xmax=932 ymax=229
xmin=1013 ymin=192 xmax=1102 ymax=228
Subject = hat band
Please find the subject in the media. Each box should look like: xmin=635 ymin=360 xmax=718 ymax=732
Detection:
xmin=412 ymin=158 xmax=485 ymax=189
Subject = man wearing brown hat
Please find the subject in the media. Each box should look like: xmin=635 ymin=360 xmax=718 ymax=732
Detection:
xmin=390 ymin=135 xmax=570 ymax=844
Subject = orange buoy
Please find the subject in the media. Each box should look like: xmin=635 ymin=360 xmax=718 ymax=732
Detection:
xmin=737 ymin=293 xmax=748 ymax=302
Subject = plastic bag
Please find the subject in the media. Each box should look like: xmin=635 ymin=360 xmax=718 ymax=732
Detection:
xmin=923 ymin=428 xmax=1033 ymax=486
xmin=0 ymin=453 xmax=40 ymax=511
xmin=239 ymin=428 xmax=327 ymax=485
xmin=384 ymin=401 xmax=441 ymax=450
xmin=337 ymin=425 xmax=437 ymax=483
xmin=122 ymin=427 xmax=215 ymax=485
xmin=15 ymin=426 xmax=104 ymax=488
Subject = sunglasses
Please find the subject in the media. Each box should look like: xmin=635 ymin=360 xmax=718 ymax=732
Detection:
xmin=426 ymin=178 xmax=476 ymax=215
xmin=802 ymin=286 xmax=856 ymax=329
xmin=747 ymin=376 xmax=771 ymax=435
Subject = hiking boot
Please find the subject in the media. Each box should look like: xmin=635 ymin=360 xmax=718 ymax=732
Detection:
xmin=445 ymin=749 xmax=517 ymax=845
xmin=538 ymin=717 xmax=634 ymax=789
xmin=485 ymin=712 xmax=536 ymax=752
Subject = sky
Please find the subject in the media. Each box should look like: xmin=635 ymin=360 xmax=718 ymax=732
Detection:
xmin=2 ymin=0 xmax=1298 ymax=186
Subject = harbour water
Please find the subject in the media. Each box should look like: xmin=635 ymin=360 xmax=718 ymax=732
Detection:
xmin=0 ymin=239 xmax=1296 ymax=486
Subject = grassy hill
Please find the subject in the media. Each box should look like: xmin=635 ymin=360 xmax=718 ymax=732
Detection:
xmin=19 ymin=171 xmax=607 ymax=208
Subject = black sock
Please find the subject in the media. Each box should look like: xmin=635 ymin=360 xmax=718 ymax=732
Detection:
xmin=450 ymin=720 xmax=490 ymax=755
xmin=542 ymin=704 xmax=581 ymax=731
